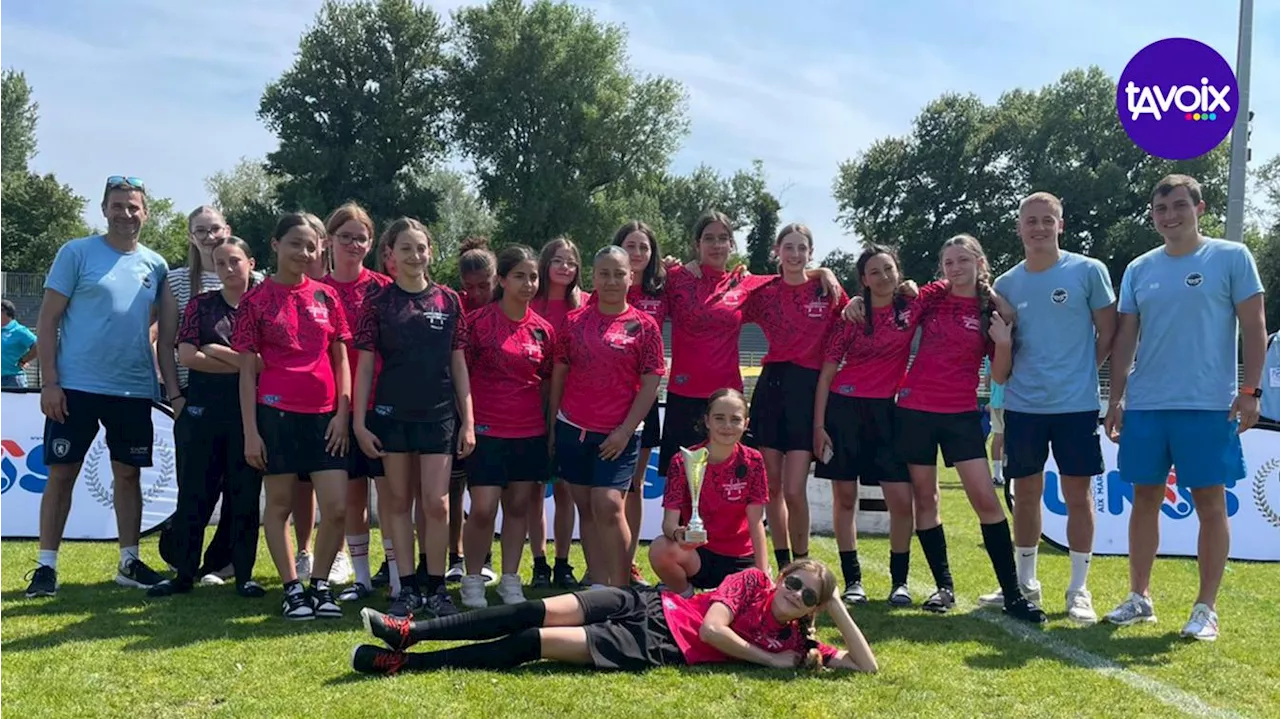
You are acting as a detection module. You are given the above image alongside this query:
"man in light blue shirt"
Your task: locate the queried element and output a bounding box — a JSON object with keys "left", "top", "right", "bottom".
{"left": 25, "top": 176, "right": 183, "bottom": 599}
{"left": 1103, "top": 174, "right": 1267, "bottom": 641}
{"left": 1, "top": 299, "right": 38, "bottom": 387}
{"left": 985, "top": 192, "right": 1117, "bottom": 625}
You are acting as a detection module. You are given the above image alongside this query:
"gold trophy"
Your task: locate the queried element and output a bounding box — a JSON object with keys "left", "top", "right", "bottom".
{"left": 679, "top": 446, "right": 709, "bottom": 545}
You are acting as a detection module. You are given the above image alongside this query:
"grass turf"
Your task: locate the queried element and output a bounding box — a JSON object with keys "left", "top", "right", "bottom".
{"left": 3, "top": 469, "right": 1278, "bottom": 719}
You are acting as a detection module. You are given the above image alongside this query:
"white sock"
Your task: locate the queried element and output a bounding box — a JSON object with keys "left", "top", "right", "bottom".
{"left": 384, "top": 538, "right": 401, "bottom": 595}
{"left": 1015, "top": 546, "right": 1038, "bottom": 587}
{"left": 992, "top": 460, "right": 1003, "bottom": 480}
{"left": 38, "top": 549, "right": 58, "bottom": 571}
{"left": 1068, "top": 550, "right": 1092, "bottom": 593}
{"left": 348, "top": 533, "right": 372, "bottom": 588}
{"left": 120, "top": 545, "right": 140, "bottom": 567}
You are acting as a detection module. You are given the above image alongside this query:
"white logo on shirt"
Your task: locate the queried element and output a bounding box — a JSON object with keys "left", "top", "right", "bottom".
{"left": 306, "top": 305, "right": 329, "bottom": 323}
{"left": 423, "top": 309, "right": 448, "bottom": 329}
{"left": 804, "top": 300, "right": 827, "bottom": 319}
{"left": 1185, "top": 272, "right": 1204, "bottom": 287}
{"left": 1051, "top": 288, "right": 1068, "bottom": 304}
{"left": 1149, "top": 282, "right": 1161, "bottom": 289}
{"left": 604, "top": 330, "right": 636, "bottom": 350}
{"left": 962, "top": 316, "right": 981, "bottom": 332}
{"left": 724, "top": 290, "right": 745, "bottom": 306}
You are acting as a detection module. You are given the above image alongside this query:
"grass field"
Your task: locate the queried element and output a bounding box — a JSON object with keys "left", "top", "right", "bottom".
{"left": 3, "top": 468, "right": 1278, "bottom": 719}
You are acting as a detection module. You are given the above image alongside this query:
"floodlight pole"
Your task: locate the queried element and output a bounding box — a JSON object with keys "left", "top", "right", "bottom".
{"left": 1225, "top": 0, "right": 1253, "bottom": 243}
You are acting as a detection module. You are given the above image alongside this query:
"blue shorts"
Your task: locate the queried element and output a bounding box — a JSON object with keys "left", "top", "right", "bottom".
{"left": 554, "top": 419, "right": 640, "bottom": 491}
{"left": 1117, "top": 410, "right": 1245, "bottom": 489}
{"left": 1004, "top": 410, "right": 1103, "bottom": 480}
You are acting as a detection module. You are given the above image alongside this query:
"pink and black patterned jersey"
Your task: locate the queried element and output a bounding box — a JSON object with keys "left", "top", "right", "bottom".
{"left": 353, "top": 282, "right": 467, "bottom": 423}
{"left": 897, "top": 290, "right": 994, "bottom": 414}
{"left": 665, "top": 265, "right": 774, "bottom": 398}
{"left": 823, "top": 281, "right": 948, "bottom": 399}
{"left": 531, "top": 296, "right": 573, "bottom": 333}
{"left": 176, "top": 289, "right": 240, "bottom": 418}
{"left": 321, "top": 268, "right": 393, "bottom": 410}
{"left": 664, "top": 442, "right": 768, "bottom": 558}
{"left": 554, "top": 304, "right": 666, "bottom": 434}
{"left": 661, "top": 568, "right": 840, "bottom": 666}
{"left": 743, "top": 277, "right": 846, "bottom": 369}
{"left": 586, "top": 286, "right": 667, "bottom": 327}
{"left": 231, "top": 276, "right": 350, "bottom": 414}
{"left": 463, "top": 303, "right": 555, "bottom": 439}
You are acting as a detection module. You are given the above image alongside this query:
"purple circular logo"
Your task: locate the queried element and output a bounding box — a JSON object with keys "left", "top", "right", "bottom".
{"left": 1116, "top": 38, "right": 1237, "bottom": 160}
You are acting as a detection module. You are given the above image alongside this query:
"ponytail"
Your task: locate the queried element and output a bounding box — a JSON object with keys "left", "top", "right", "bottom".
{"left": 861, "top": 286, "right": 874, "bottom": 336}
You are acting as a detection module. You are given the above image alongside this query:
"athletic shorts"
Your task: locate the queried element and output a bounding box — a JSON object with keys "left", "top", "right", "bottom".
{"left": 467, "top": 435, "right": 551, "bottom": 487}
{"left": 639, "top": 398, "right": 661, "bottom": 449}
{"left": 815, "top": 394, "right": 908, "bottom": 484}
{"left": 748, "top": 362, "right": 819, "bottom": 454}
{"left": 577, "top": 587, "right": 686, "bottom": 671}
{"left": 1118, "top": 410, "right": 1245, "bottom": 490}
{"left": 347, "top": 422, "right": 384, "bottom": 479}
{"left": 989, "top": 407, "right": 1005, "bottom": 434}
{"left": 659, "top": 393, "right": 707, "bottom": 477}
{"left": 554, "top": 419, "right": 639, "bottom": 491}
{"left": 689, "top": 547, "right": 756, "bottom": 589}
{"left": 1004, "top": 410, "right": 1103, "bottom": 480}
{"left": 43, "top": 389, "right": 153, "bottom": 467}
{"left": 255, "top": 406, "right": 347, "bottom": 477}
{"left": 895, "top": 407, "right": 987, "bottom": 467}
{"left": 370, "top": 414, "right": 456, "bottom": 455}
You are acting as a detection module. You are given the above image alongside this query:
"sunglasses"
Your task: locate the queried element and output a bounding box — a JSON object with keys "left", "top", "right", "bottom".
{"left": 105, "top": 175, "right": 146, "bottom": 192}
{"left": 783, "top": 575, "right": 820, "bottom": 608}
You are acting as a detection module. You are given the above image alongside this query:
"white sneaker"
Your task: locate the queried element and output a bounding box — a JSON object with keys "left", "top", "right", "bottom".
{"left": 1180, "top": 603, "right": 1218, "bottom": 641}
{"left": 1104, "top": 592, "right": 1157, "bottom": 626}
{"left": 1065, "top": 588, "right": 1098, "bottom": 625}
{"left": 295, "top": 551, "right": 313, "bottom": 583}
{"left": 199, "top": 563, "right": 235, "bottom": 586}
{"left": 977, "top": 581, "right": 1041, "bottom": 608}
{"left": 496, "top": 573, "right": 526, "bottom": 605}
{"left": 460, "top": 575, "right": 488, "bottom": 609}
{"left": 445, "top": 560, "right": 465, "bottom": 584}
{"left": 329, "top": 551, "right": 353, "bottom": 585}
{"left": 480, "top": 563, "right": 498, "bottom": 585}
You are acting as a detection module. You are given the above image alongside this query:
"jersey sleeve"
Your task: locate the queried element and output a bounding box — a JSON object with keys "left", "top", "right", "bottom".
{"left": 823, "top": 319, "right": 856, "bottom": 365}
{"left": 328, "top": 291, "right": 352, "bottom": 344}
{"left": 176, "top": 296, "right": 202, "bottom": 347}
{"left": 1086, "top": 259, "right": 1117, "bottom": 310}
{"left": 663, "top": 453, "right": 689, "bottom": 511}
{"left": 744, "top": 451, "right": 769, "bottom": 505}
{"left": 705, "top": 568, "right": 770, "bottom": 617}
{"left": 352, "top": 290, "right": 380, "bottom": 352}
{"left": 537, "top": 323, "right": 555, "bottom": 380}
{"left": 639, "top": 317, "right": 666, "bottom": 376}
{"left": 911, "top": 280, "right": 950, "bottom": 314}
{"left": 553, "top": 316, "right": 573, "bottom": 366}
{"left": 452, "top": 296, "right": 470, "bottom": 353}
{"left": 230, "top": 294, "right": 260, "bottom": 353}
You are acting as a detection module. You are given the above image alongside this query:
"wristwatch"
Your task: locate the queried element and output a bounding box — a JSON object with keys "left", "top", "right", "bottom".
{"left": 1239, "top": 385, "right": 1262, "bottom": 399}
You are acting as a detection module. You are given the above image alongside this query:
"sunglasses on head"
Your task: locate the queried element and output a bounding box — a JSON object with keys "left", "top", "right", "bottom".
{"left": 105, "top": 175, "right": 145, "bottom": 192}
{"left": 783, "top": 574, "right": 820, "bottom": 608}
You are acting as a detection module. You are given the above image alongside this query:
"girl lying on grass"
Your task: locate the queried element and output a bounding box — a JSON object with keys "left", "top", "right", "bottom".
{"left": 351, "top": 559, "right": 878, "bottom": 675}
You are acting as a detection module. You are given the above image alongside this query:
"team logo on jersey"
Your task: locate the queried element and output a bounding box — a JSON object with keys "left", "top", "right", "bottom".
{"left": 962, "top": 315, "right": 981, "bottom": 332}
{"left": 605, "top": 322, "right": 639, "bottom": 350}
{"left": 1185, "top": 272, "right": 1204, "bottom": 287}
{"left": 637, "top": 298, "right": 662, "bottom": 316}
{"left": 804, "top": 300, "right": 827, "bottom": 319}
{"left": 522, "top": 342, "right": 544, "bottom": 363}
{"left": 723, "top": 478, "right": 747, "bottom": 502}
{"left": 1051, "top": 288, "right": 1069, "bottom": 304}
{"left": 141, "top": 275, "right": 153, "bottom": 290}
{"left": 422, "top": 309, "right": 448, "bottom": 329}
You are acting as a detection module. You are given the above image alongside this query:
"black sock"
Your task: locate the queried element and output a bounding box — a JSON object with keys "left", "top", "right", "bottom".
{"left": 839, "top": 550, "right": 862, "bottom": 586}
{"left": 793, "top": 551, "right": 809, "bottom": 560}
{"left": 409, "top": 600, "right": 547, "bottom": 642}
{"left": 774, "top": 548, "right": 791, "bottom": 570}
{"left": 484, "top": 551, "right": 493, "bottom": 565}
{"left": 425, "top": 574, "right": 446, "bottom": 594}
{"left": 399, "top": 574, "right": 419, "bottom": 592}
{"left": 449, "top": 552, "right": 464, "bottom": 566}
{"left": 418, "top": 553, "right": 428, "bottom": 570}
{"left": 534, "top": 556, "right": 550, "bottom": 570}
{"left": 889, "top": 551, "right": 910, "bottom": 587}
{"left": 916, "top": 525, "right": 954, "bottom": 590}
{"left": 554, "top": 557, "right": 570, "bottom": 570}
{"left": 981, "top": 519, "right": 1020, "bottom": 600}
{"left": 404, "top": 628, "right": 542, "bottom": 671}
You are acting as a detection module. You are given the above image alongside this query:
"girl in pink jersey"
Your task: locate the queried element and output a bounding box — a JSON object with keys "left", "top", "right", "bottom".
{"left": 353, "top": 559, "right": 877, "bottom": 675}
{"left": 460, "top": 244, "right": 556, "bottom": 608}
{"left": 353, "top": 218, "right": 475, "bottom": 620}
{"left": 649, "top": 389, "right": 769, "bottom": 595}
{"left": 233, "top": 213, "right": 353, "bottom": 621}
{"left": 530, "top": 237, "right": 585, "bottom": 590}
{"left": 550, "top": 246, "right": 666, "bottom": 589}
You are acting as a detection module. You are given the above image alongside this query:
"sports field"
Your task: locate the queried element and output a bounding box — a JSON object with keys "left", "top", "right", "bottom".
{"left": 2, "top": 469, "right": 1277, "bottom": 719}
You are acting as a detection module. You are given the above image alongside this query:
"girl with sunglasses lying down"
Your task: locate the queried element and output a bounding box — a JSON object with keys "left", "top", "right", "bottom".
{"left": 351, "top": 558, "right": 878, "bottom": 675}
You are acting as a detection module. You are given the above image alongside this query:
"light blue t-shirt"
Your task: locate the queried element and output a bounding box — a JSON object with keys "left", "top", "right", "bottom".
{"left": 1, "top": 319, "right": 37, "bottom": 377}
{"left": 982, "top": 356, "right": 1005, "bottom": 408}
{"left": 44, "top": 235, "right": 169, "bottom": 399}
{"left": 1262, "top": 332, "right": 1280, "bottom": 422}
{"left": 1118, "top": 238, "right": 1263, "bottom": 412}
{"left": 994, "top": 251, "right": 1115, "bottom": 414}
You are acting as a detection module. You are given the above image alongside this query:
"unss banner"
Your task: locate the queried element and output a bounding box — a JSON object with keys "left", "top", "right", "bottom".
{"left": 1, "top": 389, "right": 178, "bottom": 540}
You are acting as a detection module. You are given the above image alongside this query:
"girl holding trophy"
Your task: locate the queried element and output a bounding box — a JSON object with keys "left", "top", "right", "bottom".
{"left": 648, "top": 389, "right": 770, "bottom": 596}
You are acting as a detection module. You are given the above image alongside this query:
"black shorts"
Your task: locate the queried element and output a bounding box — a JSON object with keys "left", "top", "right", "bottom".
{"left": 577, "top": 587, "right": 686, "bottom": 671}
{"left": 43, "top": 389, "right": 154, "bottom": 467}
{"left": 347, "top": 422, "right": 384, "bottom": 479}
{"left": 1004, "top": 410, "right": 1104, "bottom": 480}
{"left": 689, "top": 547, "right": 756, "bottom": 589}
{"left": 639, "top": 398, "right": 661, "bottom": 449}
{"left": 815, "top": 394, "right": 908, "bottom": 484}
{"left": 659, "top": 393, "right": 707, "bottom": 477}
{"left": 467, "top": 435, "right": 551, "bottom": 487}
{"left": 895, "top": 407, "right": 987, "bottom": 468}
{"left": 371, "top": 414, "right": 456, "bottom": 455}
{"left": 256, "top": 406, "right": 347, "bottom": 477}
{"left": 748, "top": 362, "right": 819, "bottom": 454}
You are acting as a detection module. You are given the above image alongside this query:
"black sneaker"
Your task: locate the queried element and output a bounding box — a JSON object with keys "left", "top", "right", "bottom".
{"left": 887, "top": 584, "right": 913, "bottom": 608}
{"left": 422, "top": 585, "right": 460, "bottom": 618}
{"left": 283, "top": 589, "right": 315, "bottom": 620}
{"left": 531, "top": 562, "right": 553, "bottom": 590}
{"left": 361, "top": 607, "right": 416, "bottom": 651}
{"left": 237, "top": 581, "right": 267, "bottom": 598}
{"left": 24, "top": 565, "right": 58, "bottom": 598}
{"left": 842, "top": 581, "right": 868, "bottom": 606}
{"left": 311, "top": 582, "right": 343, "bottom": 619}
{"left": 922, "top": 587, "right": 956, "bottom": 614}
{"left": 371, "top": 561, "right": 390, "bottom": 588}
{"left": 116, "top": 558, "right": 167, "bottom": 588}
{"left": 1004, "top": 595, "right": 1048, "bottom": 624}
{"left": 339, "top": 583, "right": 373, "bottom": 602}
{"left": 553, "top": 563, "right": 580, "bottom": 590}
{"left": 351, "top": 644, "right": 408, "bottom": 675}
{"left": 147, "top": 576, "right": 194, "bottom": 597}
{"left": 387, "top": 587, "right": 424, "bottom": 619}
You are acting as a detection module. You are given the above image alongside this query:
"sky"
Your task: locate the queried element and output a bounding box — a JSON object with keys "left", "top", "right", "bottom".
{"left": 3, "top": 0, "right": 1278, "bottom": 261}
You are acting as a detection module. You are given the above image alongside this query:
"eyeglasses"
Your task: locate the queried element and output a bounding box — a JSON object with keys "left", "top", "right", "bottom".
{"left": 335, "top": 232, "right": 371, "bottom": 246}
{"left": 105, "top": 175, "right": 145, "bottom": 192}
{"left": 192, "top": 226, "right": 227, "bottom": 238}
{"left": 550, "top": 257, "right": 579, "bottom": 269}
{"left": 783, "top": 575, "right": 820, "bottom": 608}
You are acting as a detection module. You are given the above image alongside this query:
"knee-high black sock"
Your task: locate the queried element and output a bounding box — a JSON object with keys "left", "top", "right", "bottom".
{"left": 839, "top": 550, "right": 862, "bottom": 586}
{"left": 410, "top": 599, "right": 547, "bottom": 642}
{"left": 889, "top": 551, "right": 910, "bottom": 587}
{"left": 404, "top": 628, "right": 542, "bottom": 671}
{"left": 774, "top": 548, "right": 791, "bottom": 570}
{"left": 981, "top": 519, "right": 1021, "bottom": 600}
{"left": 916, "top": 525, "right": 954, "bottom": 590}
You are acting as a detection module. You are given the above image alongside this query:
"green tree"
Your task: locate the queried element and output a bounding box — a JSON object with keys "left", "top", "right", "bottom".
{"left": 138, "top": 197, "right": 193, "bottom": 267}
{"left": 744, "top": 191, "right": 780, "bottom": 275}
{"left": 447, "top": 0, "right": 688, "bottom": 247}
{"left": 1251, "top": 154, "right": 1280, "bottom": 330}
{"left": 820, "top": 248, "right": 862, "bottom": 296}
{"left": 259, "top": 0, "right": 448, "bottom": 227}
{"left": 205, "top": 157, "right": 284, "bottom": 264}
{"left": 0, "top": 172, "right": 90, "bottom": 273}
{"left": 2, "top": 69, "right": 39, "bottom": 174}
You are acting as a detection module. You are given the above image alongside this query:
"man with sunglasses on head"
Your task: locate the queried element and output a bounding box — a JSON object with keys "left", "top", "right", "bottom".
{"left": 25, "top": 176, "right": 182, "bottom": 598}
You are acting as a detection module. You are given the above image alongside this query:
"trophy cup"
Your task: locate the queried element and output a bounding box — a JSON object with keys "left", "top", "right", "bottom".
{"left": 679, "top": 446, "right": 709, "bottom": 545}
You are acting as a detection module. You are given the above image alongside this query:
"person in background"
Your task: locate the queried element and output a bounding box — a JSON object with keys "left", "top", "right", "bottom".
{"left": 1262, "top": 331, "right": 1279, "bottom": 424}
{"left": 985, "top": 358, "right": 1006, "bottom": 488}
{"left": 1, "top": 299, "right": 37, "bottom": 388}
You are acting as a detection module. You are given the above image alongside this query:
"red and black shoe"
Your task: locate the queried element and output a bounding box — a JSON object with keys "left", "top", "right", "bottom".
{"left": 351, "top": 645, "right": 408, "bottom": 676}
{"left": 361, "top": 607, "right": 416, "bottom": 651}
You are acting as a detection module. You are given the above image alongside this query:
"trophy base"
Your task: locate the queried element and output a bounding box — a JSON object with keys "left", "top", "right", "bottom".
{"left": 684, "top": 529, "right": 708, "bottom": 545}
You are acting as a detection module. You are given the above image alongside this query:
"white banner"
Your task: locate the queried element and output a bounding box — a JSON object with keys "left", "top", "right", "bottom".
{"left": 1, "top": 389, "right": 178, "bottom": 540}
{"left": 1040, "top": 425, "right": 1280, "bottom": 561}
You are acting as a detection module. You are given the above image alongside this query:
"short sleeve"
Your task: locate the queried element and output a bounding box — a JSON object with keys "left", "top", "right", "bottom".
{"left": 1118, "top": 262, "right": 1138, "bottom": 315}
{"left": 639, "top": 318, "right": 666, "bottom": 376}
{"left": 176, "top": 297, "right": 202, "bottom": 346}
{"left": 452, "top": 297, "right": 470, "bottom": 353}
{"left": 744, "top": 452, "right": 769, "bottom": 505}
{"left": 553, "top": 317, "right": 572, "bottom": 365}
{"left": 537, "top": 323, "right": 555, "bottom": 380}
{"left": 230, "top": 295, "right": 260, "bottom": 353}
{"left": 911, "top": 280, "right": 950, "bottom": 315}
{"left": 663, "top": 453, "right": 689, "bottom": 511}
{"left": 353, "top": 291, "right": 381, "bottom": 352}
{"left": 823, "top": 320, "right": 856, "bottom": 365}
{"left": 817, "top": 642, "right": 841, "bottom": 664}
{"left": 328, "top": 291, "right": 352, "bottom": 343}
{"left": 1230, "top": 246, "right": 1265, "bottom": 305}
{"left": 705, "top": 568, "right": 770, "bottom": 617}
{"left": 44, "top": 241, "right": 81, "bottom": 298}
{"left": 1086, "top": 259, "right": 1117, "bottom": 311}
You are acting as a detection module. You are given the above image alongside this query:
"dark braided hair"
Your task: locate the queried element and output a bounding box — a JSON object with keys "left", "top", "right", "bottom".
{"left": 940, "top": 234, "right": 995, "bottom": 336}
{"left": 855, "top": 244, "right": 910, "bottom": 336}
